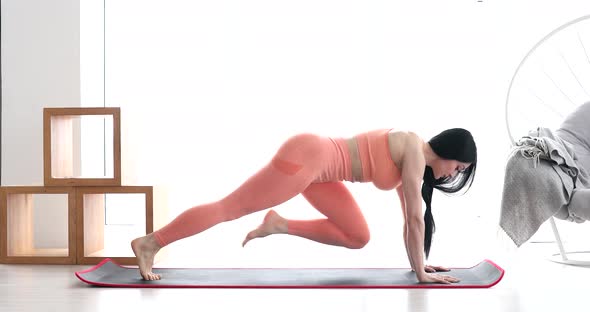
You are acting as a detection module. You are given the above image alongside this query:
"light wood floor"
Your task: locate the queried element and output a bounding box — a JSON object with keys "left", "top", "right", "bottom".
{"left": 1, "top": 242, "right": 589, "bottom": 312}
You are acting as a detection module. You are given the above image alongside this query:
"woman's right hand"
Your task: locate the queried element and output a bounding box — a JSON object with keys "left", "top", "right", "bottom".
{"left": 417, "top": 272, "right": 460, "bottom": 284}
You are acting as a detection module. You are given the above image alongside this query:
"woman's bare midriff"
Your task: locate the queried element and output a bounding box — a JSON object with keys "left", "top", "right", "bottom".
{"left": 345, "top": 137, "right": 363, "bottom": 182}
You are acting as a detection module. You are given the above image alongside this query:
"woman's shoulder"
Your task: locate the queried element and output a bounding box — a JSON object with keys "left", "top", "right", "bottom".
{"left": 388, "top": 129, "right": 422, "bottom": 143}
{"left": 387, "top": 129, "right": 425, "bottom": 168}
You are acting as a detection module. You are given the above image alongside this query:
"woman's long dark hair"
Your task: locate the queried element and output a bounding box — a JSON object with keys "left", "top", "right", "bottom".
{"left": 422, "top": 128, "right": 477, "bottom": 259}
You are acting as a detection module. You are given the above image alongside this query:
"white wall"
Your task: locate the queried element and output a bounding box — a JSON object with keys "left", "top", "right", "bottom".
{"left": 1, "top": 0, "right": 80, "bottom": 248}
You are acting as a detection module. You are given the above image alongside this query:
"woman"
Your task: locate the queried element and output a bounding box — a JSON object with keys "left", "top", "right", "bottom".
{"left": 132, "top": 128, "right": 477, "bottom": 283}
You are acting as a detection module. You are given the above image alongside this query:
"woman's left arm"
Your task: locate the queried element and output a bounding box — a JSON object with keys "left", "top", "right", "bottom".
{"left": 396, "top": 186, "right": 415, "bottom": 271}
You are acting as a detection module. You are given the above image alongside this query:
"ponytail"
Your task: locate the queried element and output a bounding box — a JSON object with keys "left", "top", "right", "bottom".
{"left": 421, "top": 166, "right": 436, "bottom": 259}
{"left": 422, "top": 128, "right": 478, "bottom": 259}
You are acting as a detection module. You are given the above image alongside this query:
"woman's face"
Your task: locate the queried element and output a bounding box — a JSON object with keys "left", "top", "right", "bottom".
{"left": 431, "top": 159, "right": 471, "bottom": 180}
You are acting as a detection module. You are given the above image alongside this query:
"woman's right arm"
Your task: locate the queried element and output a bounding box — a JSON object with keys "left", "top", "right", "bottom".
{"left": 399, "top": 133, "right": 428, "bottom": 281}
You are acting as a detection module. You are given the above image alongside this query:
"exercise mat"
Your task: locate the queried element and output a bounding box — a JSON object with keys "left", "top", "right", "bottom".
{"left": 76, "top": 258, "right": 504, "bottom": 288}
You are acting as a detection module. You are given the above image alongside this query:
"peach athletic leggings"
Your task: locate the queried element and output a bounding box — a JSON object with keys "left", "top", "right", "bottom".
{"left": 153, "top": 133, "right": 371, "bottom": 249}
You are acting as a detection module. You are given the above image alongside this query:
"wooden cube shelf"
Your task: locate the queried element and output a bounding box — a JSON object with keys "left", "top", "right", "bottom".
{"left": 76, "top": 186, "right": 167, "bottom": 265}
{"left": 43, "top": 107, "right": 121, "bottom": 186}
{"left": 0, "top": 186, "right": 76, "bottom": 264}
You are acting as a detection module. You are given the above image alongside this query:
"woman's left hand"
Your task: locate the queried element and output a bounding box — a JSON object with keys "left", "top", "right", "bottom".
{"left": 424, "top": 265, "right": 450, "bottom": 273}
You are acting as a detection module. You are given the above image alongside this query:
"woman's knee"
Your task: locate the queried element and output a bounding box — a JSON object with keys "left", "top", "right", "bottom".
{"left": 218, "top": 197, "right": 249, "bottom": 222}
{"left": 345, "top": 230, "right": 371, "bottom": 249}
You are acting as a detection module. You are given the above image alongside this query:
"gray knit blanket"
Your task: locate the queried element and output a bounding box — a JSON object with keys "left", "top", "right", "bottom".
{"left": 499, "top": 127, "right": 590, "bottom": 247}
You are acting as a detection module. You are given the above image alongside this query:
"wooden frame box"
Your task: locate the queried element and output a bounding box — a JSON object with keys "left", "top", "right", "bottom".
{"left": 76, "top": 186, "right": 167, "bottom": 265}
{"left": 43, "top": 107, "right": 121, "bottom": 186}
{"left": 0, "top": 186, "right": 76, "bottom": 264}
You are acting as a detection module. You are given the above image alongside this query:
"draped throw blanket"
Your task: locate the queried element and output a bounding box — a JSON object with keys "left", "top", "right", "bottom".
{"left": 499, "top": 127, "right": 589, "bottom": 247}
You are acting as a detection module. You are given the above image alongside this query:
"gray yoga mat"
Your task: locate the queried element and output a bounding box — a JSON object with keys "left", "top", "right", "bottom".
{"left": 75, "top": 258, "right": 504, "bottom": 288}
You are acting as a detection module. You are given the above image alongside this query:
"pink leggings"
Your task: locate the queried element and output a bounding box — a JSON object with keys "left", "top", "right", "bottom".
{"left": 153, "top": 133, "right": 371, "bottom": 249}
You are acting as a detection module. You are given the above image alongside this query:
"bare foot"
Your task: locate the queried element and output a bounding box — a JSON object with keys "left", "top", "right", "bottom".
{"left": 131, "top": 233, "right": 162, "bottom": 281}
{"left": 242, "top": 210, "right": 288, "bottom": 247}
